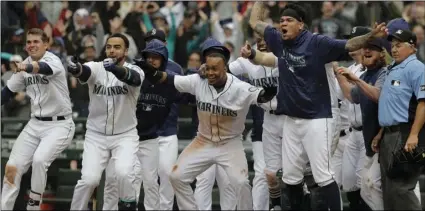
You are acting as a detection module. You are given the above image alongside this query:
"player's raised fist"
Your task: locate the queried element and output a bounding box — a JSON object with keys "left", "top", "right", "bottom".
{"left": 103, "top": 58, "right": 117, "bottom": 71}
{"left": 66, "top": 56, "right": 81, "bottom": 75}
{"left": 241, "top": 41, "right": 253, "bottom": 59}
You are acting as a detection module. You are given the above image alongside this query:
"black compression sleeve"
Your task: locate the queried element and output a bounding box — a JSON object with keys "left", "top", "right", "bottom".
{"left": 79, "top": 65, "right": 92, "bottom": 82}
{"left": 109, "top": 66, "right": 141, "bottom": 86}
{"left": 1, "top": 86, "right": 15, "bottom": 105}
{"left": 37, "top": 62, "right": 53, "bottom": 75}
{"left": 257, "top": 86, "right": 277, "bottom": 103}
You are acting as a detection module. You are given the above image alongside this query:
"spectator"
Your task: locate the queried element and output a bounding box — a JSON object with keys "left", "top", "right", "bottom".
{"left": 223, "top": 41, "right": 236, "bottom": 63}
{"left": 2, "top": 28, "right": 26, "bottom": 59}
{"left": 412, "top": 24, "right": 425, "bottom": 62}
{"left": 102, "top": 14, "right": 138, "bottom": 60}
{"left": 186, "top": 51, "right": 202, "bottom": 72}
{"left": 312, "top": 1, "right": 345, "bottom": 38}
{"left": 174, "top": 9, "right": 209, "bottom": 68}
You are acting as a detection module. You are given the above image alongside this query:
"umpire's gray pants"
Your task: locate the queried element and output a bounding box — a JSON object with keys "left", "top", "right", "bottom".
{"left": 379, "top": 126, "right": 423, "bottom": 210}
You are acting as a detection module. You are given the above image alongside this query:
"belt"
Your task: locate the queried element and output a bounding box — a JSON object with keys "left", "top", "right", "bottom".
{"left": 384, "top": 125, "right": 402, "bottom": 133}
{"left": 350, "top": 126, "right": 363, "bottom": 131}
{"left": 35, "top": 116, "right": 66, "bottom": 121}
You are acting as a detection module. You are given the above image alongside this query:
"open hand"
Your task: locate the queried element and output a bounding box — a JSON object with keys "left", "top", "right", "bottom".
{"left": 333, "top": 65, "right": 359, "bottom": 82}
{"left": 371, "top": 22, "right": 388, "bottom": 39}
{"left": 240, "top": 41, "right": 252, "bottom": 59}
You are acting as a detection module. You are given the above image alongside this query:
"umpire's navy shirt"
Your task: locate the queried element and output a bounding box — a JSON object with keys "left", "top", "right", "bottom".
{"left": 378, "top": 54, "right": 425, "bottom": 126}
{"left": 351, "top": 67, "right": 387, "bottom": 157}
{"left": 264, "top": 26, "right": 350, "bottom": 119}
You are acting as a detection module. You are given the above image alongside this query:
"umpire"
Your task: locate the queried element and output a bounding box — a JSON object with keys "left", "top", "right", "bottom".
{"left": 378, "top": 28, "right": 425, "bottom": 210}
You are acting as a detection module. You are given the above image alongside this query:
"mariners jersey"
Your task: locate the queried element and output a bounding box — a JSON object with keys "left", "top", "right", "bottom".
{"left": 174, "top": 73, "right": 263, "bottom": 142}
{"left": 348, "top": 63, "right": 364, "bottom": 127}
{"left": 7, "top": 51, "right": 72, "bottom": 117}
{"left": 229, "top": 57, "right": 279, "bottom": 111}
{"left": 83, "top": 61, "right": 144, "bottom": 135}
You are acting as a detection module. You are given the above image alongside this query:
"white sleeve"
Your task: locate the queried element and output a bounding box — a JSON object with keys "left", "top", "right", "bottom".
{"left": 173, "top": 74, "right": 200, "bottom": 95}
{"left": 39, "top": 54, "right": 65, "bottom": 75}
{"left": 229, "top": 58, "right": 247, "bottom": 76}
{"left": 7, "top": 73, "right": 25, "bottom": 92}
{"left": 239, "top": 81, "right": 264, "bottom": 105}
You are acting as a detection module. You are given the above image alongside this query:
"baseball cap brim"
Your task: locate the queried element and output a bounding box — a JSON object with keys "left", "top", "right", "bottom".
{"left": 144, "top": 35, "right": 165, "bottom": 42}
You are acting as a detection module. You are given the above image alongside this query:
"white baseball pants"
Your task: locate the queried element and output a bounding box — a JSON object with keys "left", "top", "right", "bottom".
{"left": 262, "top": 112, "right": 284, "bottom": 173}
{"left": 342, "top": 129, "right": 366, "bottom": 192}
{"left": 194, "top": 164, "right": 236, "bottom": 210}
{"left": 158, "top": 135, "right": 178, "bottom": 210}
{"left": 194, "top": 141, "right": 267, "bottom": 210}
{"left": 281, "top": 116, "right": 335, "bottom": 186}
{"left": 1, "top": 118, "right": 75, "bottom": 210}
{"left": 103, "top": 138, "right": 159, "bottom": 210}
{"left": 331, "top": 129, "right": 350, "bottom": 187}
{"left": 169, "top": 137, "right": 251, "bottom": 210}
{"left": 70, "top": 129, "right": 140, "bottom": 210}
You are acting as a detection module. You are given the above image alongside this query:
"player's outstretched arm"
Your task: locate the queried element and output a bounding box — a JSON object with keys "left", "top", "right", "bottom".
{"left": 103, "top": 58, "right": 141, "bottom": 86}
{"left": 134, "top": 58, "right": 169, "bottom": 84}
{"left": 257, "top": 86, "right": 277, "bottom": 103}
{"left": 13, "top": 61, "right": 53, "bottom": 75}
{"left": 1, "top": 86, "right": 16, "bottom": 105}
{"left": 66, "top": 56, "right": 91, "bottom": 82}
{"left": 249, "top": 2, "right": 269, "bottom": 37}
{"left": 345, "top": 22, "right": 388, "bottom": 52}
{"left": 240, "top": 42, "right": 276, "bottom": 67}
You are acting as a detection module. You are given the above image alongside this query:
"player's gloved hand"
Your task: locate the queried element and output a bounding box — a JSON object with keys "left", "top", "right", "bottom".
{"left": 134, "top": 58, "right": 158, "bottom": 74}
{"left": 66, "top": 56, "right": 81, "bottom": 75}
{"left": 103, "top": 58, "right": 118, "bottom": 71}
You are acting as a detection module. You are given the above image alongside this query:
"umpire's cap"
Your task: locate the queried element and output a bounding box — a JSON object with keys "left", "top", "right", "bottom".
{"left": 343, "top": 26, "right": 371, "bottom": 39}
{"left": 388, "top": 29, "right": 417, "bottom": 46}
{"left": 200, "top": 37, "right": 231, "bottom": 63}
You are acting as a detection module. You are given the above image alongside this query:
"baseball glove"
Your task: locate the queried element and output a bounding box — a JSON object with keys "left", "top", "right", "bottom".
{"left": 387, "top": 146, "right": 425, "bottom": 179}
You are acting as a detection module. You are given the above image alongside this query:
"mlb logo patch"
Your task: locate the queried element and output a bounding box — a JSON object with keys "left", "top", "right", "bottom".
{"left": 391, "top": 80, "right": 401, "bottom": 86}
{"left": 421, "top": 85, "right": 425, "bottom": 91}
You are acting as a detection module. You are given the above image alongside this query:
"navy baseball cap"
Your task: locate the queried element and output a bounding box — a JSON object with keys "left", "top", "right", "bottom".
{"left": 387, "top": 18, "right": 410, "bottom": 35}
{"left": 144, "top": 29, "right": 166, "bottom": 43}
{"left": 365, "top": 38, "right": 389, "bottom": 52}
{"left": 387, "top": 29, "right": 417, "bottom": 45}
{"left": 343, "top": 26, "right": 371, "bottom": 39}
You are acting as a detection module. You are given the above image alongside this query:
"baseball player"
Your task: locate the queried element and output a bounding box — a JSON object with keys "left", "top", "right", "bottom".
{"left": 67, "top": 33, "right": 144, "bottom": 210}
{"left": 134, "top": 38, "right": 277, "bottom": 210}
{"left": 248, "top": 2, "right": 388, "bottom": 210}
{"left": 228, "top": 36, "right": 278, "bottom": 210}
{"left": 194, "top": 35, "right": 275, "bottom": 211}
{"left": 1, "top": 28, "right": 75, "bottom": 210}
{"left": 142, "top": 29, "right": 184, "bottom": 210}
{"left": 102, "top": 37, "right": 183, "bottom": 210}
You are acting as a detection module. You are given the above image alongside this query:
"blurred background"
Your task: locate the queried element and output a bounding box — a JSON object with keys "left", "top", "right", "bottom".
{"left": 1, "top": 1, "right": 424, "bottom": 210}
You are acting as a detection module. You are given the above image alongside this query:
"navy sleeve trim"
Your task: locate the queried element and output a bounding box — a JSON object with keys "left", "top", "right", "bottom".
{"left": 37, "top": 62, "right": 53, "bottom": 75}
{"left": 1, "top": 86, "right": 15, "bottom": 105}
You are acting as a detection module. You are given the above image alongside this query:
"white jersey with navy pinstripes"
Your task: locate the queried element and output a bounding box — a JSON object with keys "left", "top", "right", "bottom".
{"left": 7, "top": 51, "right": 72, "bottom": 118}
{"left": 83, "top": 61, "right": 145, "bottom": 135}
{"left": 229, "top": 56, "right": 279, "bottom": 111}
{"left": 174, "top": 73, "right": 263, "bottom": 143}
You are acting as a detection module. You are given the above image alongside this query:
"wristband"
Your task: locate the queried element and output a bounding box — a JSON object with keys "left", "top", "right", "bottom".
{"left": 248, "top": 49, "right": 256, "bottom": 60}
{"left": 25, "top": 64, "right": 34, "bottom": 73}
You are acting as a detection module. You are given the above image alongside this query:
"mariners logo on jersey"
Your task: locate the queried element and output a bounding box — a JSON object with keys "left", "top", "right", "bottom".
{"left": 93, "top": 84, "right": 129, "bottom": 96}
{"left": 280, "top": 49, "right": 306, "bottom": 72}
{"left": 196, "top": 100, "right": 238, "bottom": 117}
{"left": 25, "top": 75, "right": 49, "bottom": 86}
{"left": 249, "top": 77, "right": 279, "bottom": 88}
